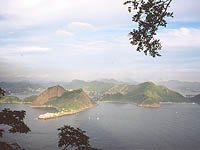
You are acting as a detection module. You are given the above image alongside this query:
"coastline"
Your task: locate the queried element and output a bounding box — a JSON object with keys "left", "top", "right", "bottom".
{"left": 103, "top": 101, "right": 160, "bottom": 108}
{"left": 137, "top": 104, "right": 160, "bottom": 108}
{"left": 103, "top": 101, "right": 137, "bottom": 104}
{"left": 0, "top": 102, "right": 31, "bottom": 104}
{"left": 38, "top": 104, "right": 95, "bottom": 119}
{"left": 160, "top": 102, "right": 196, "bottom": 105}
{"left": 102, "top": 100, "right": 196, "bottom": 108}
{"left": 30, "top": 105, "right": 57, "bottom": 108}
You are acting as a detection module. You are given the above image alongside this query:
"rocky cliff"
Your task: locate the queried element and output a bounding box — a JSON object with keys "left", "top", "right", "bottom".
{"left": 31, "top": 85, "right": 66, "bottom": 106}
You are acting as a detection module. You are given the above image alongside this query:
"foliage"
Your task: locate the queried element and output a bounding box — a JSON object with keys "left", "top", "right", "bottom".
{"left": 23, "top": 95, "right": 37, "bottom": 103}
{"left": 101, "top": 82, "right": 187, "bottom": 105}
{"left": 58, "top": 125, "right": 98, "bottom": 150}
{"left": 44, "top": 89, "right": 92, "bottom": 111}
{"left": 0, "top": 87, "right": 6, "bottom": 99}
{"left": 0, "top": 108, "right": 30, "bottom": 150}
{"left": 0, "top": 96, "right": 21, "bottom": 103}
{"left": 0, "top": 108, "right": 30, "bottom": 136}
{"left": 124, "top": 0, "right": 173, "bottom": 57}
{"left": 0, "top": 141, "right": 23, "bottom": 150}
{"left": 0, "top": 95, "right": 37, "bottom": 103}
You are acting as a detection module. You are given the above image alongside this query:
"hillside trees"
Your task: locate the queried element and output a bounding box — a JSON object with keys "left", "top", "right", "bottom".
{"left": 0, "top": 88, "right": 5, "bottom": 99}
{"left": 124, "top": 0, "right": 173, "bottom": 57}
{"left": 58, "top": 125, "right": 99, "bottom": 150}
{"left": 0, "top": 108, "right": 30, "bottom": 150}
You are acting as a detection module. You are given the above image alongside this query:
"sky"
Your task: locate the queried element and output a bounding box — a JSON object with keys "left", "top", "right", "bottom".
{"left": 0, "top": 0, "right": 200, "bottom": 82}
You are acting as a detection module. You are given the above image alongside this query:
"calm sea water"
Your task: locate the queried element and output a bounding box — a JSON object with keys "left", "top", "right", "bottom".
{"left": 0, "top": 102, "right": 200, "bottom": 150}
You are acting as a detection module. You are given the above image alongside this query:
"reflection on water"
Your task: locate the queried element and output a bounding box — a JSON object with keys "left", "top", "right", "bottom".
{"left": 0, "top": 102, "right": 200, "bottom": 150}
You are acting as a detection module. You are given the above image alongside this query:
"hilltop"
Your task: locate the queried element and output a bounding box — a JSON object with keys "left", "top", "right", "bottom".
{"left": 30, "top": 85, "right": 95, "bottom": 119}
{"left": 0, "top": 80, "right": 194, "bottom": 109}
{"left": 100, "top": 82, "right": 188, "bottom": 107}
{"left": 44, "top": 89, "right": 94, "bottom": 111}
{"left": 31, "top": 85, "right": 66, "bottom": 106}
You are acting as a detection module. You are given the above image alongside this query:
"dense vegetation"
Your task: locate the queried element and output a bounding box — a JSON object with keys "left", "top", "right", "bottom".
{"left": 101, "top": 82, "right": 187, "bottom": 105}
{"left": 124, "top": 0, "right": 173, "bottom": 57}
{"left": 58, "top": 125, "right": 98, "bottom": 150}
{"left": 0, "top": 108, "right": 31, "bottom": 150}
{"left": 23, "top": 95, "right": 38, "bottom": 103}
{"left": 44, "top": 89, "right": 94, "bottom": 112}
{"left": 0, "top": 96, "right": 21, "bottom": 103}
{"left": 1, "top": 81, "right": 192, "bottom": 107}
{"left": 0, "top": 95, "right": 37, "bottom": 103}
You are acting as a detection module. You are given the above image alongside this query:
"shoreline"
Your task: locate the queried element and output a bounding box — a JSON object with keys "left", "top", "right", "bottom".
{"left": 38, "top": 104, "right": 96, "bottom": 119}
{"left": 137, "top": 104, "right": 160, "bottom": 108}
{"left": 0, "top": 102, "right": 32, "bottom": 104}
{"left": 102, "top": 100, "right": 196, "bottom": 108}
{"left": 103, "top": 101, "right": 160, "bottom": 108}
{"left": 103, "top": 101, "right": 137, "bottom": 104}
{"left": 30, "top": 105, "right": 57, "bottom": 109}
{"left": 160, "top": 102, "right": 196, "bottom": 105}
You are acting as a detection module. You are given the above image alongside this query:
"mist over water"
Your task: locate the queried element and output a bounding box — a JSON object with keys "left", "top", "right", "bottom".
{"left": 0, "top": 102, "right": 200, "bottom": 150}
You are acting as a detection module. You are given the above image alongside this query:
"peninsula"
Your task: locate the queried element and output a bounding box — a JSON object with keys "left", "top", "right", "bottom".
{"left": 31, "top": 85, "right": 95, "bottom": 119}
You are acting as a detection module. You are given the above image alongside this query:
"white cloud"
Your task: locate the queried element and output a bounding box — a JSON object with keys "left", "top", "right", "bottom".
{"left": 8, "top": 32, "right": 15, "bottom": 34}
{"left": 67, "top": 22, "right": 97, "bottom": 31}
{"left": 0, "top": 0, "right": 199, "bottom": 30}
{"left": 158, "top": 28, "right": 200, "bottom": 48}
{"left": 0, "top": 0, "right": 128, "bottom": 29}
{"left": 56, "top": 30, "right": 74, "bottom": 37}
{"left": 0, "top": 46, "right": 50, "bottom": 53}
{"left": 170, "top": 0, "right": 200, "bottom": 21}
{"left": 18, "top": 46, "right": 49, "bottom": 52}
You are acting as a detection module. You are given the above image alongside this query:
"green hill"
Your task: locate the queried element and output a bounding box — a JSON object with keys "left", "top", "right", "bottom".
{"left": 31, "top": 85, "right": 66, "bottom": 106}
{"left": 0, "top": 96, "right": 21, "bottom": 103}
{"left": 100, "top": 82, "right": 187, "bottom": 107}
{"left": 31, "top": 85, "right": 95, "bottom": 112}
{"left": 44, "top": 89, "right": 94, "bottom": 111}
{"left": 23, "top": 95, "right": 38, "bottom": 103}
{"left": 0, "top": 95, "right": 38, "bottom": 103}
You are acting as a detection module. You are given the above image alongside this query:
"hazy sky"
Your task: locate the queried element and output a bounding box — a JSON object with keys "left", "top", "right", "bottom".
{"left": 0, "top": 0, "right": 200, "bottom": 82}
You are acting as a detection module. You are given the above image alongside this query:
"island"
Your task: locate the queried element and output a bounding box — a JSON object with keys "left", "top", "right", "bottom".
{"left": 100, "top": 82, "right": 191, "bottom": 107}
{"left": 1, "top": 81, "right": 197, "bottom": 117}
{"left": 31, "top": 85, "right": 96, "bottom": 119}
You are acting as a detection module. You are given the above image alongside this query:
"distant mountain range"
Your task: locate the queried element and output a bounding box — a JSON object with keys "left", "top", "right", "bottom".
{"left": 1, "top": 80, "right": 200, "bottom": 105}
{"left": 0, "top": 81, "right": 44, "bottom": 94}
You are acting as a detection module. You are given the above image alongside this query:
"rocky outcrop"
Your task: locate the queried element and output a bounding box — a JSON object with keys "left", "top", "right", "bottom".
{"left": 31, "top": 85, "right": 66, "bottom": 106}
{"left": 30, "top": 85, "right": 95, "bottom": 119}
